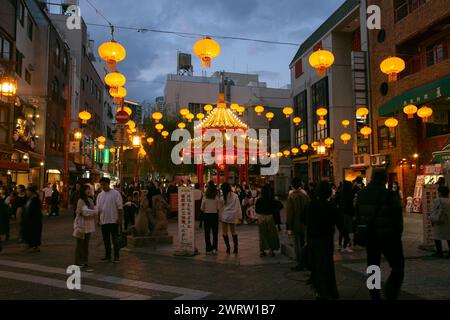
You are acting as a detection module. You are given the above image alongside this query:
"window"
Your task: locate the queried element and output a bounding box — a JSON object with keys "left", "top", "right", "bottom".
{"left": 81, "top": 79, "right": 85, "bottom": 91}
{"left": 63, "top": 52, "right": 68, "bottom": 75}
{"left": 58, "top": 127, "right": 65, "bottom": 152}
{"left": 95, "top": 84, "right": 99, "bottom": 99}
{"left": 311, "top": 77, "right": 329, "bottom": 140}
{"left": 294, "top": 90, "right": 308, "bottom": 146}
{"left": 50, "top": 123, "right": 57, "bottom": 149}
{"left": 90, "top": 78, "right": 94, "bottom": 94}
{"left": 51, "top": 78, "right": 59, "bottom": 101}
{"left": 378, "top": 126, "right": 397, "bottom": 150}
{"left": 25, "top": 68, "right": 31, "bottom": 84}
{"left": 425, "top": 108, "right": 450, "bottom": 138}
{"left": 15, "top": 50, "right": 23, "bottom": 77}
{"left": 188, "top": 103, "right": 201, "bottom": 115}
{"left": 0, "top": 35, "right": 12, "bottom": 61}
{"left": 27, "top": 14, "right": 33, "bottom": 41}
{"left": 82, "top": 46, "right": 86, "bottom": 57}
{"left": 17, "top": 1, "right": 25, "bottom": 26}
{"left": 54, "top": 42, "right": 60, "bottom": 67}
{"left": 294, "top": 59, "right": 303, "bottom": 79}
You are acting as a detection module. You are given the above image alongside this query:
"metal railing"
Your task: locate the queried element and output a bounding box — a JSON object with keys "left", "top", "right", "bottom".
{"left": 394, "top": 0, "right": 427, "bottom": 23}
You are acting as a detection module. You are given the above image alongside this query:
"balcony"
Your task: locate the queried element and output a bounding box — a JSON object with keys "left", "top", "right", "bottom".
{"left": 394, "top": 0, "right": 428, "bottom": 23}
{"left": 400, "top": 40, "right": 450, "bottom": 78}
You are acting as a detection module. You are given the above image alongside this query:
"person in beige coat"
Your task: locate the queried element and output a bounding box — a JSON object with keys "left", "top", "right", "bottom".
{"left": 430, "top": 186, "right": 450, "bottom": 258}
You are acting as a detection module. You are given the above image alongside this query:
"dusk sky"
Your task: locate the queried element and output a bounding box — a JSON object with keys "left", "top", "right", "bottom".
{"left": 80, "top": 0, "right": 345, "bottom": 103}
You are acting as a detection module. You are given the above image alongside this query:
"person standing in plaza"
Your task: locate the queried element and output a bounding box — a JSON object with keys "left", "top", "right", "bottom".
{"left": 201, "top": 181, "right": 220, "bottom": 255}
{"left": 42, "top": 183, "right": 53, "bottom": 214}
{"left": 123, "top": 194, "right": 138, "bottom": 231}
{"left": 356, "top": 168, "right": 404, "bottom": 300}
{"left": 0, "top": 186, "right": 9, "bottom": 252}
{"left": 286, "top": 178, "right": 310, "bottom": 271}
{"left": 22, "top": 186, "right": 43, "bottom": 253}
{"left": 73, "top": 185, "right": 98, "bottom": 269}
{"left": 220, "top": 182, "right": 241, "bottom": 254}
{"left": 430, "top": 186, "right": 450, "bottom": 258}
{"left": 14, "top": 185, "right": 27, "bottom": 242}
{"left": 255, "top": 184, "right": 280, "bottom": 257}
{"left": 96, "top": 177, "right": 124, "bottom": 263}
{"left": 306, "top": 181, "right": 339, "bottom": 300}
{"left": 50, "top": 184, "right": 60, "bottom": 217}
{"left": 337, "top": 181, "right": 354, "bottom": 252}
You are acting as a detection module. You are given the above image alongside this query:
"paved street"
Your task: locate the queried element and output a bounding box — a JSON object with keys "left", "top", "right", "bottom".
{"left": 0, "top": 210, "right": 448, "bottom": 300}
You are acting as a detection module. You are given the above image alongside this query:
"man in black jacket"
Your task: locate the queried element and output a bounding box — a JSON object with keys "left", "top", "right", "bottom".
{"left": 356, "top": 168, "right": 404, "bottom": 300}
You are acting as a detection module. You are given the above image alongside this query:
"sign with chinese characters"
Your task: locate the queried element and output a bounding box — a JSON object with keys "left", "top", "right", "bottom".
{"left": 69, "top": 141, "right": 80, "bottom": 153}
{"left": 412, "top": 175, "right": 425, "bottom": 213}
{"left": 175, "top": 187, "right": 196, "bottom": 256}
{"left": 422, "top": 184, "right": 439, "bottom": 246}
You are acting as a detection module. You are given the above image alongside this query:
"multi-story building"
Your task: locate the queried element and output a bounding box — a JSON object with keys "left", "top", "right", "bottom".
{"left": 164, "top": 71, "right": 292, "bottom": 192}
{"left": 368, "top": 0, "right": 450, "bottom": 202}
{"left": 124, "top": 99, "right": 143, "bottom": 128}
{"left": 289, "top": 0, "right": 369, "bottom": 184}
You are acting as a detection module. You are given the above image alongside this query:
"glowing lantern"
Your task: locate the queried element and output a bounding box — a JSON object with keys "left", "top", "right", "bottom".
{"left": 97, "top": 136, "right": 106, "bottom": 143}
{"left": 74, "top": 130, "right": 83, "bottom": 140}
{"left": 178, "top": 122, "right": 186, "bottom": 130}
{"left": 0, "top": 75, "right": 17, "bottom": 97}
{"left": 180, "top": 108, "right": 190, "bottom": 118}
{"left": 291, "top": 147, "right": 299, "bottom": 155}
{"left": 360, "top": 126, "right": 372, "bottom": 138}
{"left": 254, "top": 105, "right": 264, "bottom": 116}
{"left": 196, "top": 113, "right": 205, "bottom": 121}
{"left": 146, "top": 137, "right": 154, "bottom": 145}
{"left": 342, "top": 120, "right": 350, "bottom": 128}
{"left": 417, "top": 106, "right": 433, "bottom": 122}
{"left": 117, "top": 106, "right": 132, "bottom": 116}
{"left": 237, "top": 106, "right": 245, "bottom": 116}
{"left": 277, "top": 152, "right": 283, "bottom": 158}
{"left": 309, "top": 49, "right": 335, "bottom": 76}
{"left": 186, "top": 113, "right": 194, "bottom": 122}
{"left": 78, "top": 110, "right": 91, "bottom": 124}
{"left": 300, "top": 144, "right": 309, "bottom": 153}
{"left": 98, "top": 40, "right": 126, "bottom": 70}
{"left": 265, "top": 112, "right": 274, "bottom": 122}
{"left": 109, "top": 147, "right": 116, "bottom": 153}
{"left": 104, "top": 71, "right": 126, "bottom": 88}
{"left": 324, "top": 138, "right": 334, "bottom": 148}
{"left": 380, "top": 56, "right": 405, "bottom": 82}
{"left": 161, "top": 131, "right": 169, "bottom": 139}
{"left": 127, "top": 120, "right": 136, "bottom": 129}
{"left": 109, "top": 86, "right": 127, "bottom": 105}
{"left": 193, "top": 37, "right": 221, "bottom": 68}
{"left": 98, "top": 143, "right": 105, "bottom": 150}
{"left": 139, "top": 148, "right": 147, "bottom": 157}
{"left": 318, "top": 119, "right": 327, "bottom": 127}
{"left": 152, "top": 111, "right": 163, "bottom": 123}
{"left": 204, "top": 104, "right": 213, "bottom": 113}
{"left": 356, "top": 107, "right": 369, "bottom": 120}
{"left": 283, "top": 106, "right": 294, "bottom": 118}
{"left": 230, "top": 103, "right": 239, "bottom": 113}
{"left": 384, "top": 117, "right": 398, "bottom": 133}
{"left": 316, "top": 107, "right": 328, "bottom": 120}
{"left": 293, "top": 116, "right": 302, "bottom": 126}
{"left": 311, "top": 141, "right": 319, "bottom": 151}
{"left": 283, "top": 150, "right": 291, "bottom": 158}
{"left": 155, "top": 123, "right": 164, "bottom": 132}
{"left": 403, "top": 104, "right": 418, "bottom": 119}
{"left": 132, "top": 135, "right": 141, "bottom": 148}
{"left": 317, "top": 144, "right": 326, "bottom": 155}
{"left": 340, "top": 133, "right": 351, "bottom": 144}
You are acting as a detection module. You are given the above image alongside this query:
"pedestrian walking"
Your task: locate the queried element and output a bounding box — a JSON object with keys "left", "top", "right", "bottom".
{"left": 14, "top": 185, "right": 27, "bottom": 242}
{"left": 255, "top": 184, "right": 280, "bottom": 257}
{"left": 273, "top": 196, "right": 283, "bottom": 231}
{"left": 430, "top": 186, "right": 450, "bottom": 258}
{"left": 42, "top": 183, "right": 53, "bottom": 214}
{"left": 337, "top": 181, "right": 354, "bottom": 252}
{"left": 355, "top": 168, "right": 404, "bottom": 300}
{"left": 220, "top": 182, "right": 240, "bottom": 254}
{"left": 0, "top": 186, "right": 9, "bottom": 252}
{"left": 201, "top": 181, "right": 220, "bottom": 255}
{"left": 22, "top": 186, "right": 43, "bottom": 253}
{"left": 96, "top": 177, "right": 124, "bottom": 263}
{"left": 73, "top": 185, "right": 98, "bottom": 269}
{"left": 50, "top": 184, "right": 60, "bottom": 216}
{"left": 306, "top": 181, "right": 339, "bottom": 300}
{"left": 123, "top": 194, "right": 138, "bottom": 231}
{"left": 286, "top": 178, "right": 310, "bottom": 271}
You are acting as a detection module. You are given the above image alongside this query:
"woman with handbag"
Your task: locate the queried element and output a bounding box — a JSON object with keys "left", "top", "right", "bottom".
{"left": 430, "top": 186, "right": 450, "bottom": 258}
{"left": 74, "top": 185, "right": 98, "bottom": 269}
{"left": 201, "top": 181, "right": 220, "bottom": 255}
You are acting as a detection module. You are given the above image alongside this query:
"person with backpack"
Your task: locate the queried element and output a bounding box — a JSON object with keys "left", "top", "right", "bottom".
{"left": 355, "top": 168, "right": 404, "bottom": 300}
{"left": 430, "top": 186, "right": 450, "bottom": 258}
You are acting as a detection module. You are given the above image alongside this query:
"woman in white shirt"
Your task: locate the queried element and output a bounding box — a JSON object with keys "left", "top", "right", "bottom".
{"left": 220, "top": 182, "right": 241, "bottom": 254}
{"left": 200, "top": 181, "right": 220, "bottom": 255}
{"left": 73, "top": 185, "right": 98, "bottom": 270}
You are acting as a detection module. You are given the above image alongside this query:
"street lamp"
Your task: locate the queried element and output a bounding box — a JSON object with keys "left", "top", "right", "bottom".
{"left": 74, "top": 129, "right": 83, "bottom": 140}
{"left": 0, "top": 75, "right": 17, "bottom": 97}
{"left": 132, "top": 134, "right": 141, "bottom": 148}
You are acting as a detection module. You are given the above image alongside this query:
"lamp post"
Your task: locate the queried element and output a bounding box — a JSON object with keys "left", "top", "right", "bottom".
{"left": 132, "top": 134, "right": 141, "bottom": 183}
{"left": 317, "top": 142, "right": 326, "bottom": 180}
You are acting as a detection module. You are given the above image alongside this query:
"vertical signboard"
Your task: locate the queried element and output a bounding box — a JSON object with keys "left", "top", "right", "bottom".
{"left": 175, "top": 186, "right": 196, "bottom": 256}
{"left": 422, "top": 184, "right": 439, "bottom": 246}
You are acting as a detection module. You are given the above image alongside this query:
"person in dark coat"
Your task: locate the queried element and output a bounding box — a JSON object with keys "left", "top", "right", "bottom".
{"left": 22, "top": 186, "right": 43, "bottom": 253}
{"left": 306, "top": 181, "right": 339, "bottom": 300}
{"left": 50, "top": 184, "right": 60, "bottom": 216}
{"left": 14, "top": 185, "right": 27, "bottom": 242}
{"left": 0, "top": 186, "right": 9, "bottom": 252}
{"left": 255, "top": 184, "right": 280, "bottom": 257}
{"left": 338, "top": 181, "right": 355, "bottom": 252}
{"left": 356, "top": 168, "right": 404, "bottom": 300}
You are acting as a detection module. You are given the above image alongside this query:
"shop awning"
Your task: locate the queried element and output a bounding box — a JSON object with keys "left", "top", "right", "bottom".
{"left": 379, "top": 75, "right": 450, "bottom": 116}
{"left": 45, "top": 157, "right": 77, "bottom": 172}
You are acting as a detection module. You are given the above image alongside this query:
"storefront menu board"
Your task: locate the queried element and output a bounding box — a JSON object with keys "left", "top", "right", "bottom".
{"left": 175, "top": 187, "right": 196, "bottom": 256}
{"left": 422, "top": 184, "right": 439, "bottom": 246}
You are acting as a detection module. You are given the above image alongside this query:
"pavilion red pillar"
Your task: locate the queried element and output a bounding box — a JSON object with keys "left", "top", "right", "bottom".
{"left": 216, "top": 165, "right": 220, "bottom": 184}
{"left": 245, "top": 155, "right": 249, "bottom": 186}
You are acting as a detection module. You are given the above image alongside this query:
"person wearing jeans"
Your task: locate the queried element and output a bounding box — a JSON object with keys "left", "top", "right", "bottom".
{"left": 96, "top": 177, "right": 123, "bottom": 263}
{"left": 430, "top": 186, "right": 450, "bottom": 258}
{"left": 201, "top": 181, "right": 220, "bottom": 255}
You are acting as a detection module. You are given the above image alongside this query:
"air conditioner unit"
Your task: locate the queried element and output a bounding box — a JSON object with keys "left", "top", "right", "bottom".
{"left": 371, "top": 154, "right": 390, "bottom": 167}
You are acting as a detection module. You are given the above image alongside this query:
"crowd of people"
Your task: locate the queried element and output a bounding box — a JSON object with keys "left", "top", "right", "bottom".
{"left": 0, "top": 170, "right": 448, "bottom": 301}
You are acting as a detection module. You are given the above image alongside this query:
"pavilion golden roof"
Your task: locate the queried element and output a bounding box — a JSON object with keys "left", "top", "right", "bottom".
{"left": 195, "top": 101, "right": 248, "bottom": 130}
